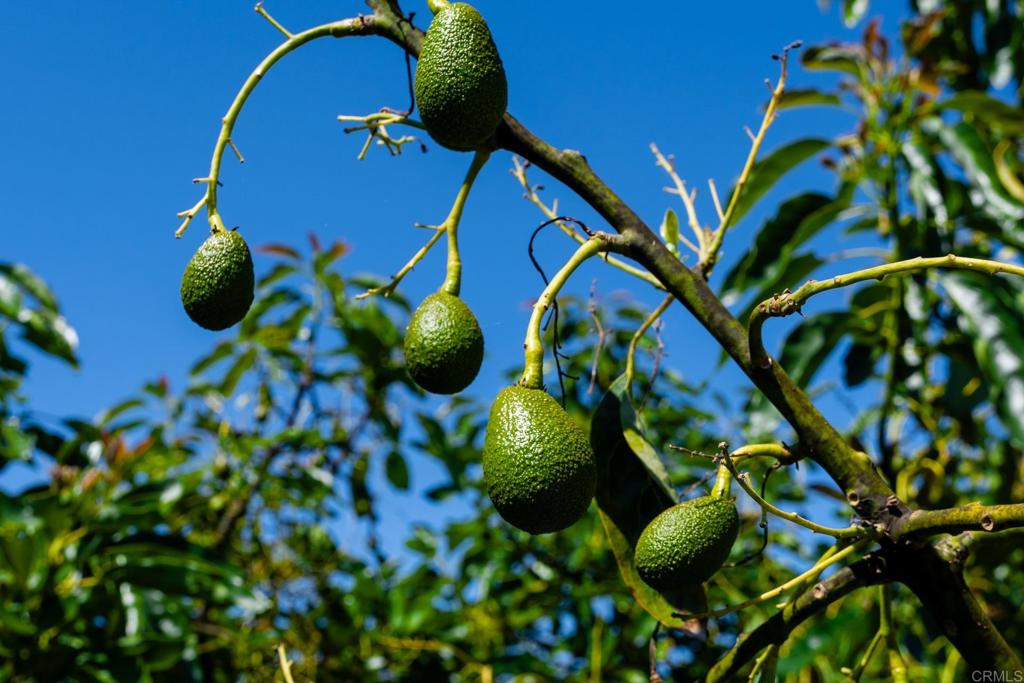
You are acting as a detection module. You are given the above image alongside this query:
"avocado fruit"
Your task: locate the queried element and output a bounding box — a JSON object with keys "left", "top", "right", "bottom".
{"left": 180, "top": 229, "right": 255, "bottom": 331}
{"left": 404, "top": 291, "right": 484, "bottom": 394}
{"left": 414, "top": 3, "right": 508, "bottom": 151}
{"left": 482, "top": 385, "right": 596, "bottom": 534}
{"left": 633, "top": 495, "right": 739, "bottom": 591}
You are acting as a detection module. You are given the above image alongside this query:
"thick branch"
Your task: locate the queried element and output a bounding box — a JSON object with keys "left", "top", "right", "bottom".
{"left": 891, "top": 538, "right": 1023, "bottom": 674}
{"left": 705, "top": 553, "right": 890, "bottom": 682}
{"left": 892, "top": 503, "right": 1024, "bottom": 539}
{"left": 362, "top": 0, "right": 1021, "bottom": 671}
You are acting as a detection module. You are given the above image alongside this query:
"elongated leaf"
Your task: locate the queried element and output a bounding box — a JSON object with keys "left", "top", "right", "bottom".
{"left": 801, "top": 44, "right": 865, "bottom": 76}
{"left": 190, "top": 340, "right": 234, "bottom": 376}
{"left": 940, "top": 91, "right": 1024, "bottom": 135}
{"left": 385, "top": 450, "right": 410, "bottom": 490}
{"left": 725, "top": 139, "right": 831, "bottom": 229}
{"left": 776, "top": 88, "right": 842, "bottom": 110}
{"left": 777, "top": 311, "right": 855, "bottom": 388}
{"left": 660, "top": 208, "right": 680, "bottom": 256}
{"left": 0, "top": 264, "right": 58, "bottom": 312}
{"left": 928, "top": 119, "right": 1024, "bottom": 240}
{"left": 591, "top": 374, "right": 705, "bottom": 622}
{"left": 721, "top": 192, "right": 833, "bottom": 300}
{"left": 219, "top": 347, "right": 257, "bottom": 396}
{"left": 20, "top": 310, "right": 78, "bottom": 367}
{"left": 903, "top": 139, "right": 950, "bottom": 227}
{"left": 941, "top": 272, "right": 1024, "bottom": 447}
{"left": 843, "top": 0, "right": 870, "bottom": 27}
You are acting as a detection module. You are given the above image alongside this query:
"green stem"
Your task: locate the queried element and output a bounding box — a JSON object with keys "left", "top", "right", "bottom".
{"left": 700, "top": 48, "right": 790, "bottom": 277}
{"left": 426, "top": 0, "right": 448, "bottom": 14}
{"left": 624, "top": 294, "right": 673, "bottom": 389}
{"left": 749, "top": 254, "right": 1024, "bottom": 368}
{"left": 677, "top": 541, "right": 862, "bottom": 620}
{"left": 520, "top": 237, "right": 606, "bottom": 389}
{"left": 722, "top": 451, "right": 866, "bottom": 539}
{"left": 441, "top": 150, "right": 491, "bottom": 296}
{"left": 710, "top": 463, "right": 732, "bottom": 498}
{"left": 176, "top": 15, "right": 388, "bottom": 238}
{"left": 880, "top": 584, "right": 909, "bottom": 683}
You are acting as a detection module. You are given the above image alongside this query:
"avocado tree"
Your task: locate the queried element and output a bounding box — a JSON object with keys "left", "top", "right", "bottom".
{"left": 4, "top": 0, "right": 1024, "bottom": 680}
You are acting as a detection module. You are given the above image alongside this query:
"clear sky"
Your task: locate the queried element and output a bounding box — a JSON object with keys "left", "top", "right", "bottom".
{"left": 1, "top": 2, "right": 889, "bottom": 557}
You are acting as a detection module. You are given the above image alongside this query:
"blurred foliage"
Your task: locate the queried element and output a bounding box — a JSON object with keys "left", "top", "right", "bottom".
{"left": 2, "top": 0, "right": 1024, "bottom": 681}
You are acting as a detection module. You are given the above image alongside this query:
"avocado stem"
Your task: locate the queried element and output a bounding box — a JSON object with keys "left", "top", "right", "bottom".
{"left": 176, "top": 16, "right": 384, "bottom": 239}
{"left": 426, "top": 0, "right": 449, "bottom": 14}
{"left": 720, "top": 449, "right": 866, "bottom": 539}
{"left": 710, "top": 464, "right": 732, "bottom": 498}
{"left": 441, "top": 149, "right": 491, "bottom": 296}
{"left": 521, "top": 237, "right": 606, "bottom": 389}
{"left": 624, "top": 293, "right": 674, "bottom": 394}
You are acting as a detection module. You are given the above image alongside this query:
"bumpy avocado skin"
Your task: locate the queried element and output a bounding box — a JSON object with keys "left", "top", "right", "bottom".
{"left": 483, "top": 386, "right": 597, "bottom": 534}
{"left": 634, "top": 496, "right": 739, "bottom": 591}
{"left": 403, "top": 292, "right": 484, "bottom": 394}
{"left": 180, "top": 229, "right": 255, "bottom": 331}
{"left": 414, "top": 3, "right": 508, "bottom": 151}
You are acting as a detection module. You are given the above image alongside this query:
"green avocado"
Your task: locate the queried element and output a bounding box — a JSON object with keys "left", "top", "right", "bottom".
{"left": 414, "top": 2, "right": 508, "bottom": 151}
{"left": 633, "top": 495, "right": 739, "bottom": 590}
{"left": 403, "top": 291, "right": 484, "bottom": 394}
{"left": 180, "top": 229, "right": 255, "bottom": 331}
{"left": 482, "top": 385, "right": 596, "bottom": 534}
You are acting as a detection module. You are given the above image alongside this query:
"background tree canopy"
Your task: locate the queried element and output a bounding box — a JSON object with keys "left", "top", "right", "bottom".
{"left": 2, "top": 0, "right": 1024, "bottom": 681}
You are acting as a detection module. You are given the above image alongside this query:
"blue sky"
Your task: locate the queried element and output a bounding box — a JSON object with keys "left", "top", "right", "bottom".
{"left": 1, "top": 2, "right": 892, "bottom": 556}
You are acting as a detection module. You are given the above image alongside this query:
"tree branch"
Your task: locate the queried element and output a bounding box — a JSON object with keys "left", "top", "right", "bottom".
{"left": 704, "top": 553, "right": 890, "bottom": 682}
{"left": 891, "top": 536, "right": 1024, "bottom": 675}
{"left": 360, "top": 0, "right": 1023, "bottom": 671}
{"left": 892, "top": 503, "right": 1024, "bottom": 539}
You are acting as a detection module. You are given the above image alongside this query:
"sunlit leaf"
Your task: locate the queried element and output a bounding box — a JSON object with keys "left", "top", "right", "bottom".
{"left": 724, "top": 139, "right": 831, "bottom": 229}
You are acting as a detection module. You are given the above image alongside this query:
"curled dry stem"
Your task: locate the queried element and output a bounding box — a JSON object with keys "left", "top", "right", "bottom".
{"left": 511, "top": 157, "right": 665, "bottom": 290}
{"left": 520, "top": 233, "right": 628, "bottom": 389}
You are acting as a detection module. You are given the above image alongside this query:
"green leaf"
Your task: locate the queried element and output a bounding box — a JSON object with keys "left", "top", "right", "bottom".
{"left": 725, "top": 139, "right": 831, "bottom": 229}
{"left": 97, "top": 399, "right": 144, "bottom": 426}
{"left": 940, "top": 91, "right": 1024, "bottom": 136}
{"left": 903, "top": 138, "right": 950, "bottom": 227}
{"left": 385, "top": 450, "right": 410, "bottom": 490}
{"left": 721, "top": 192, "right": 837, "bottom": 301}
{"left": 19, "top": 310, "right": 78, "bottom": 367}
{"left": 659, "top": 208, "right": 680, "bottom": 255}
{"left": 928, "top": 119, "right": 1024, "bottom": 239}
{"left": 591, "top": 374, "right": 705, "bottom": 625}
{"left": 843, "top": 0, "right": 869, "bottom": 27}
{"left": 777, "top": 311, "right": 855, "bottom": 388}
{"left": 190, "top": 340, "right": 235, "bottom": 376}
{"left": 775, "top": 88, "right": 842, "bottom": 110}
{"left": 0, "top": 264, "right": 58, "bottom": 312}
{"left": 941, "top": 272, "right": 1024, "bottom": 447}
{"left": 0, "top": 274, "right": 23, "bottom": 319}
{"left": 257, "top": 262, "right": 297, "bottom": 288}
{"left": 801, "top": 44, "right": 865, "bottom": 76}
{"left": 218, "top": 348, "right": 257, "bottom": 396}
